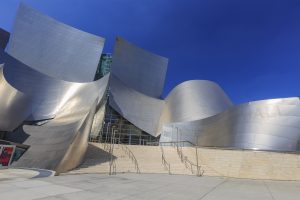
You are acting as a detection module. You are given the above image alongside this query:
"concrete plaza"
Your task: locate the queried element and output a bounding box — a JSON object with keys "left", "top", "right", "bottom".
{"left": 0, "top": 172, "right": 299, "bottom": 200}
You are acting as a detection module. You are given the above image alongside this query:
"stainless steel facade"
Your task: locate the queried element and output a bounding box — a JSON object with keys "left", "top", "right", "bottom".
{"left": 0, "top": 2, "right": 299, "bottom": 174}
{"left": 158, "top": 80, "right": 233, "bottom": 132}
{"left": 8, "top": 3, "right": 105, "bottom": 82}
{"left": 108, "top": 36, "right": 299, "bottom": 152}
{"left": 0, "top": 4, "right": 108, "bottom": 173}
{"left": 109, "top": 37, "right": 167, "bottom": 136}
{"left": 160, "top": 98, "right": 300, "bottom": 152}
{"left": 109, "top": 75, "right": 164, "bottom": 136}
{"left": 111, "top": 37, "right": 168, "bottom": 98}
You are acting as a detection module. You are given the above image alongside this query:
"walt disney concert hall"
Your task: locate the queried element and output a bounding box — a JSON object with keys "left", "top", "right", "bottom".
{"left": 0, "top": 3, "right": 299, "bottom": 174}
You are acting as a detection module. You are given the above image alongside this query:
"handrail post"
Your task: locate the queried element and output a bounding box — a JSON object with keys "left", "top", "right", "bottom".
{"left": 196, "top": 147, "right": 199, "bottom": 176}
{"left": 109, "top": 128, "right": 117, "bottom": 175}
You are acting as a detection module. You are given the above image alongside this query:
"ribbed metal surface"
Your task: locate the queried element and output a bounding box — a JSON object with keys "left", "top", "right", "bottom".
{"left": 160, "top": 98, "right": 300, "bottom": 152}
{"left": 7, "top": 3, "right": 104, "bottom": 82}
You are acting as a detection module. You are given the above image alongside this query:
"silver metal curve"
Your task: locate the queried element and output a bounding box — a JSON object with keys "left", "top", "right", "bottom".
{"left": 158, "top": 80, "right": 233, "bottom": 133}
{"left": 11, "top": 74, "right": 109, "bottom": 172}
{"left": 111, "top": 37, "right": 168, "bottom": 98}
{"left": 0, "top": 28, "right": 9, "bottom": 49}
{"left": 109, "top": 75, "right": 164, "bottom": 136}
{"left": 0, "top": 62, "right": 33, "bottom": 131}
{"left": 7, "top": 3, "right": 105, "bottom": 82}
{"left": 160, "top": 98, "right": 300, "bottom": 152}
{"left": 109, "top": 38, "right": 232, "bottom": 137}
{"left": 0, "top": 3, "right": 109, "bottom": 172}
{"left": 0, "top": 49, "right": 105, "bottom": 129}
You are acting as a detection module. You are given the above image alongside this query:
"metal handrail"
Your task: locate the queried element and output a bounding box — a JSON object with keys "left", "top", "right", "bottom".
{"left": 160, "top": 146, "right": 171, "bottom": 175}
{"left": 159, "top": 141, "right": 197, "bottom": 147}
{"left": 120, "top": 144, "right": 140, "bottom": 174}
{"left": 176, "top": 146, "right": 204, "bottom": 176}
{"left": 161, "top": 139, "right": 204, "bottom": 176}
{"left": 109, "top": 128, "right": 117, "bottom": 175}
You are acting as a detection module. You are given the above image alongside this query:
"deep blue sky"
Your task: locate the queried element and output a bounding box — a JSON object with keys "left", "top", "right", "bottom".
{"left": 1, "top": 0, "right": 300, "bottom": 104}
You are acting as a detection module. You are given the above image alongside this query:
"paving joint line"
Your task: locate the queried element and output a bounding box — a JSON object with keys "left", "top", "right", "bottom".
{"left": 198, "top": 178, "right": 228, "bottom": 200}
{"left": 263, "top": 181, "right": 276, "bottom": 200}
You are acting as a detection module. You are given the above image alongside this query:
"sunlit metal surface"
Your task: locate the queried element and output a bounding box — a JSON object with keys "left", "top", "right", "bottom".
{"left": 7, "top": 3, "right": 104, "bottom": 82}
{"left": 0, "top": 49, "right": 98, "bottom": 127}
{"left": 109, "top": 37, "right": 167, "bottom": 136}
{"left": 0, "top": 3, "right": 109, "bottom": 173}
{"left": 158, "top": 80, "right": 233, "bottom": 132}
{"left": 0, "top": 2, "right": 299, "bottom": 175}
{"left": 12, "top": 75, "right": 109, "bottom": 173}
{"left": 111, "top": 37, "right": 168, "bottom": 98}
{"left": 110, "top": 75, "right": 164, "bottom": 136}
{"left": 0, "top": 46, "right": 110, "bottom": 171}
{"left": 160, "top": 98, "right": 300, "bottom": 152}
{"left": 0, "top": 28, "right": 9, "bottom": 49}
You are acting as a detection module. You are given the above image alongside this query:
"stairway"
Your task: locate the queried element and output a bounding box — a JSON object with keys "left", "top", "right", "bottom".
{"left": 125, "top": 145, "right": 166, "bottom": 173}
{"left": 67, "top": 143, "right": 197, "bottom": 176}
{"left": 161, "top": 146, "right": 193, "bottom": 175}
{"left": 181, "top": 147, "right": 220, "bottom": 176}
{"left": 67, "top": 143, "right": 136, "bottom": 174}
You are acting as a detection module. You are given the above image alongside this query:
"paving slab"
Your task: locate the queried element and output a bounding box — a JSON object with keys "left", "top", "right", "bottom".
{"left": 0, "top": 173, "right": 299, "bottom": 200}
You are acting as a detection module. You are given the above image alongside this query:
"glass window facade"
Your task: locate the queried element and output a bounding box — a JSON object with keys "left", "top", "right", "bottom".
{"left": 94, "top": 53, "right": 112, "bottom": 80}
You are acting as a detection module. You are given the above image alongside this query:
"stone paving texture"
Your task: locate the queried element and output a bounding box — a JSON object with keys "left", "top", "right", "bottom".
{"left": 0, "top": 173, "right": 299, "bottom": 200}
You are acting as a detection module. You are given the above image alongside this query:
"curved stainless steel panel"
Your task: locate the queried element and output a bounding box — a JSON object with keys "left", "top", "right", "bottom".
{"left": 7, "top": 3, "right": 104, "bottom": 82}
{"left": 160, "top": 98, "right": 300, "bottom": 152}
{"left": 11, "top": 74, "right": 109, "bottom": 172}
{"left": 158, "top": 80, "right": 233, "bottom": 133}
{"left": 0, "top": 3, "right": 109, "bottom": 172}
{"left": 111, "top": 37, "right": 168, "bottom": 98}
{"left": 0, "top": 49, "right": 98, "bottom": 125}
{"left": 0, "top": 63, "right": 33, "bottom": 131}
{"left": 0, "top": 28, "right": 9, "bottom": 49}
{"left": 109, "top": 75, "right": 164, "bottom": 136}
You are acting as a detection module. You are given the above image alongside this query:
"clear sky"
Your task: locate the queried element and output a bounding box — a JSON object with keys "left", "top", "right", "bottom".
{"left": 1, "top": 0, "right": 300, "bottom": 104}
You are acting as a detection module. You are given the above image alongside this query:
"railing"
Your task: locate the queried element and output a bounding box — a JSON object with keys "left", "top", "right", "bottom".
{"left": 176, "top": 146, "right": 204, "bottom": 176}
{"left": 160, "top": 141, "right": 204, "bottom": 176}
{"left": 120, "top": 144, "right": 140, "bottom": 174}
{"left": 159, "top": 140, "right": 196, "bottom": 147}
{"left": 160, "top": 146, "right": 171, "bottom": 175}
{"left": 109, "top": 128, "right": 117, "bottom": 175}
{"left": 109, "top": 155, "right": 117, "bottom": 175}
{"left": 90, "top": 135, "right": 160, "bottom": 146}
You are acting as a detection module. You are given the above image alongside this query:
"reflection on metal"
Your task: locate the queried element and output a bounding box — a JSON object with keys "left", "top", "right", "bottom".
{"left": 96, "top": 103, "right": 160, "bottom": 145}
{"left": 158, "top": 80, "right": 233, "bottom": 132}
{"left": 0, "top": 3, "right": 108, "bottom": 173}
{"left": 8, "top": 3, "right": 104, "bottom": 82}
{"left": 0, "top": 2, "right": 299, "bottom": 176}
{"left": 111, "top": 37, "right": 168, "bottom": 98}
{"left": 89, "top": 95, "right": 108, "bottom": 140}
{"left": 11, "top": 75, "right": 109, "bottom": 173}
{"left": 0, "top": 28, "right": 9, "bottom": 49}
{"left": 160, "top": 98, "right": 300, "bottom": 152}
{"left": 107, "top": 36, "right": 299, "bottom": 153}
{"left": 109, "top": 75, "right": 164, "bottom": 136}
